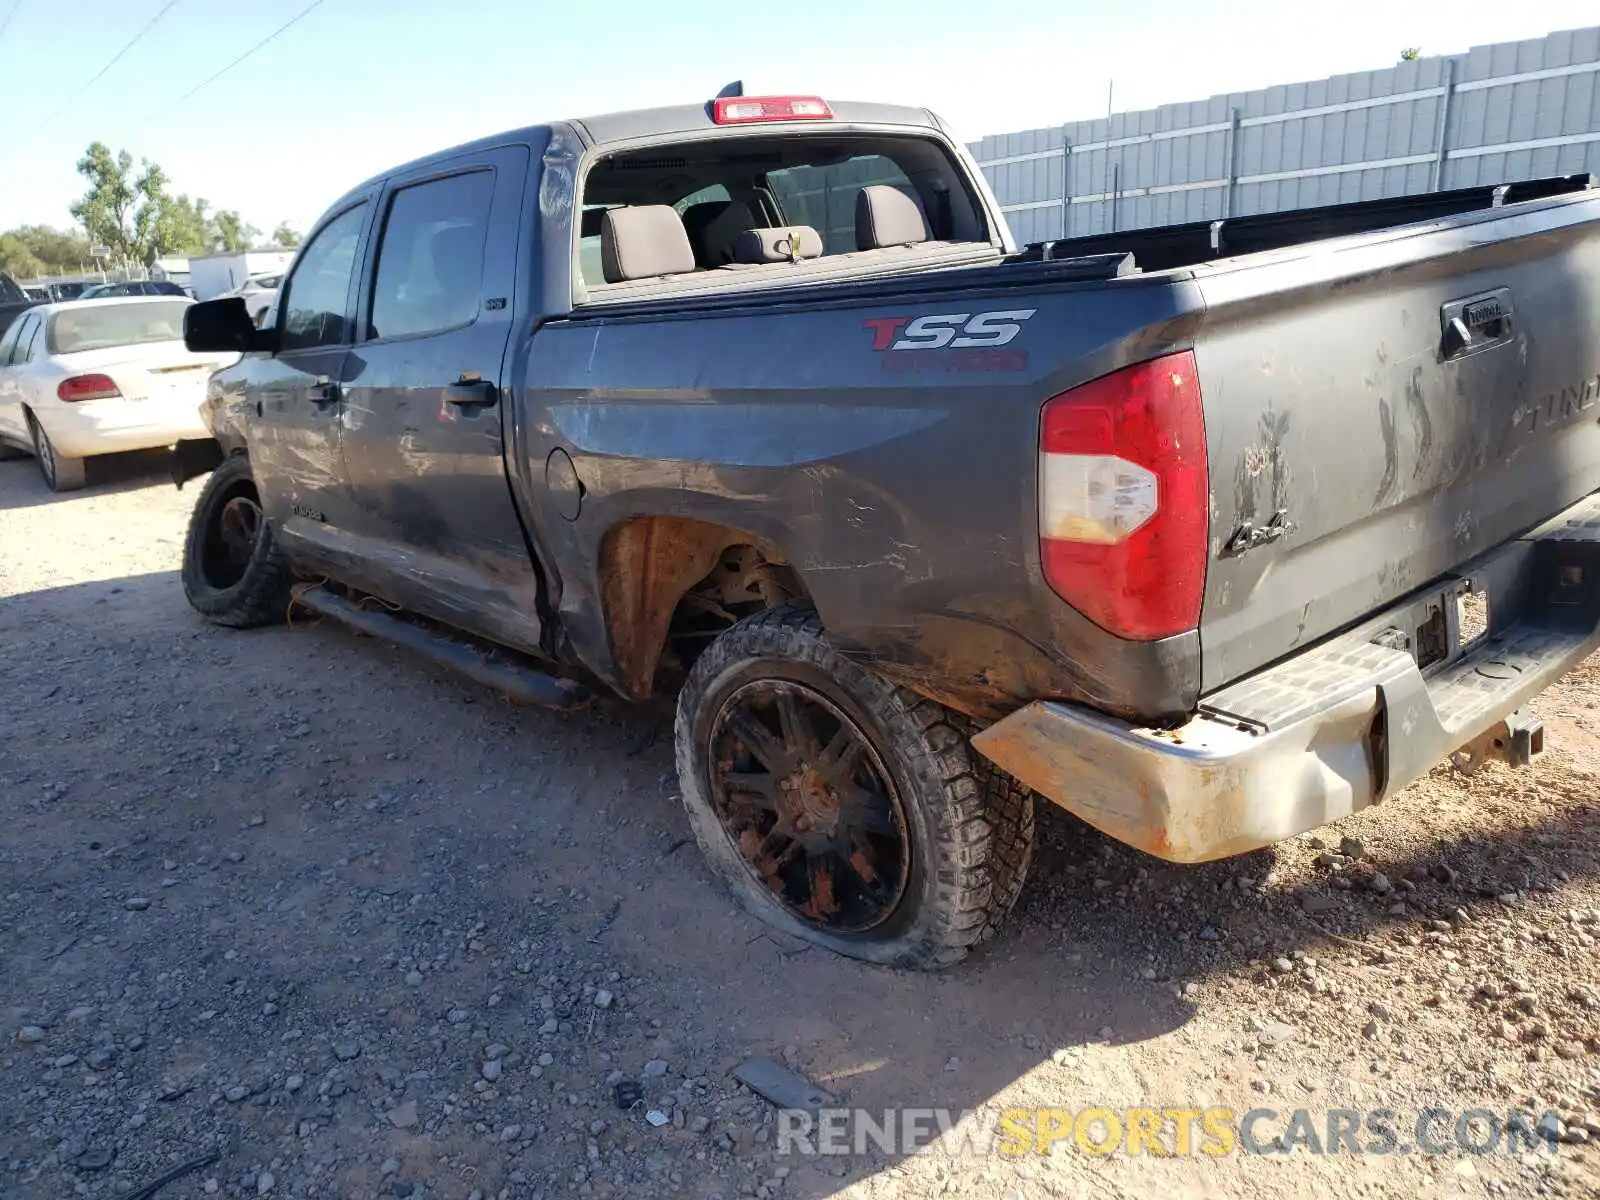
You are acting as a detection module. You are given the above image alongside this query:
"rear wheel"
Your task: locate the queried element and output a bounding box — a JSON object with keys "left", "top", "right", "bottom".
{"left": 181, "top": 454, "right": 293, "bottom": 627}
{"left": 675, "top": 604, "right": 1034, "bottom": 969}
{"left": 27, "top": 412, "right": 86, "bottom": 492}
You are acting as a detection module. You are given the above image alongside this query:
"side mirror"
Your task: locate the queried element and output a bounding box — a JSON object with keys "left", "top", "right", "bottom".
{"left": 184, "top": 297, "right": 276, "bottom": 354}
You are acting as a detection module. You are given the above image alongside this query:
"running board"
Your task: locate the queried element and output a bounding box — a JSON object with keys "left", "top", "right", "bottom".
{"left": 295, "top": 588, "right": 590, "bottom": 710}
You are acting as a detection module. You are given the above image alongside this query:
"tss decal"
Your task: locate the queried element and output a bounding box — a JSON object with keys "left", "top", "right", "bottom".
{"left": 863, "top": 309, "right": 1037, "bottom": 351}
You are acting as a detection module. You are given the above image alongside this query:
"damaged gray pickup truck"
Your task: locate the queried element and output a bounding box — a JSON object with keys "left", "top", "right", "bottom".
{"left": 175, "top": 91, "right": 1600, "bottom": 967}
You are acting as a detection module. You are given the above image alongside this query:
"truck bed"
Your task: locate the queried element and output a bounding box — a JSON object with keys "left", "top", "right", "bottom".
{"left": 530, "top": 174, "right": 1600, "bottom": 722}
{"left": 1023, "top": 173, "right": 1596, "bottom": 272}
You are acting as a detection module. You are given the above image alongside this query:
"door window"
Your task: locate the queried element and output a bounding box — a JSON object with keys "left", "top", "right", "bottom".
{"left": 279, "top": 203, "right": 367, "bottom": 351}
{"left": 17, "top": 314, "right": 43, "bottom": 362}
{"left": 4, "top": 314, "right": 39, "bottom": 365}
{"left": 0, "top": 318, "right": 24, "bottom": 366}
{"left": 369, "top": 171, "right": 494, "bottom": 341}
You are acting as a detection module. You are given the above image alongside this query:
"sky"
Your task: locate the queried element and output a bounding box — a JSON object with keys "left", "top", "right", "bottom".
{"left": 1, "top": 0, "right": 1597, "bottom": 237}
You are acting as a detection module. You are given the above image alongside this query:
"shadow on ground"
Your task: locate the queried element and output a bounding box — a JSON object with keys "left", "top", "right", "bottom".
{"left": 0, "top": 450, "right": 175, "bottom": 510}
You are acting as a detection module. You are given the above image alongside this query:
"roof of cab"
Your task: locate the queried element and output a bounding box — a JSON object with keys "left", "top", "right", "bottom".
{"left": 571, "top": 98, "right": 940, "bottom": 144}
{"left": 331, "top": 99, "right": 942, "bottom": 212}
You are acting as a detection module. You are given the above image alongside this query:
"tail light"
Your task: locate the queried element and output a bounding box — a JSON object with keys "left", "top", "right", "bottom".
{"left": 712, "top": 96, "right": 833, "bottom": 124}
{"left": 57, "top": 374, "right": 122, "bottom": 402}
{"left": 1039, "top": 351, "right": 1209, "bottom": 640}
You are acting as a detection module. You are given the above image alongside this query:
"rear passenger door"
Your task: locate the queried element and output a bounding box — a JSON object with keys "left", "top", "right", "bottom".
{"left": 336, "top": 146, "right": 543, "bottom": 655}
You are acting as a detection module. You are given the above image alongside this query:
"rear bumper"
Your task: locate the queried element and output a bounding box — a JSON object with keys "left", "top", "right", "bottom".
{"left": 44, "top": 399, "right": 209, "bottom": 459}
{"left": 972, "top": 491, "right": 1600, "bottom": 863}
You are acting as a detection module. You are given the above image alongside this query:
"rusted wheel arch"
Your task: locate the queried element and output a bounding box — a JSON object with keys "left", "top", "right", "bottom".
{"left": 597, "top": 515, "right": 805, "bottom": 699}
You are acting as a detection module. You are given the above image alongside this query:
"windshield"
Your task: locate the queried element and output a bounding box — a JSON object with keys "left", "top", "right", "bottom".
{"left": 47, "top": 300, "right": 191, "bottom": 355}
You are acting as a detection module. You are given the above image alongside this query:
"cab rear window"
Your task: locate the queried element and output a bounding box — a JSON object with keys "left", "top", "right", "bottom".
{"left": 576, "top": 132, "right": 990, "bottom": 291}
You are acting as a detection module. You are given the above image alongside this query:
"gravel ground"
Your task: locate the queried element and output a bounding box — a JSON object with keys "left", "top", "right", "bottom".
{"left": 2, "top": 452, "right": 1599, "bottom": 1200}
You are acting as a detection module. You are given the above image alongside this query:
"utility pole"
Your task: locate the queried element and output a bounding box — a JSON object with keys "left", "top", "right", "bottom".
{"left": 1103, "top": 80, "right": 1116, "bottom": 233}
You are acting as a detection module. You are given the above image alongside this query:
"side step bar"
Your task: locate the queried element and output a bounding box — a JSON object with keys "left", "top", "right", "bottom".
{"left": 296, "top": 588, "right": 590, "bottom": 711}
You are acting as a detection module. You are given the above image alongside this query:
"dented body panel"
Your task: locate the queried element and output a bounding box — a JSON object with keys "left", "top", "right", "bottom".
{"left": 1193, "top": 193, "right": 1600, "bottom": 691}
{"left": 513, "top": 273, "right": 1208, "bottom": 714}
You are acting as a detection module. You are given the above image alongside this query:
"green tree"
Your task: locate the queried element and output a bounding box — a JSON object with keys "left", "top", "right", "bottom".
{"left": 1400, "top": 47, "right": 1421, "bottom": 61}
{"left": 271, "top": 222, "right": 301, "bottom": 249}
{"left": 207, "top": 210, "right": 258, "bottom": 253}
{"left": 68, "top": 142, "right": 183, "bottom": 267}
{"left": 0, "top": 232, "right": 45, "bottom": 279}
{"left": 0, "top": 225, "right": 92, "bottom": 275}
{"left": 162, "top": 195, "right": 213, "bottom": 255}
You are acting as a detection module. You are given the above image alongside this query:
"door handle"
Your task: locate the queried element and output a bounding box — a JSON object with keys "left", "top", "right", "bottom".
{"left": 309, "top": 376, "right": 341, "bottom": 407}
{"left": 444, "top": 376, "right": 498, "bottom": 408}
{"left": 1440, "top": 288, "right": 1515, "bottom": 361}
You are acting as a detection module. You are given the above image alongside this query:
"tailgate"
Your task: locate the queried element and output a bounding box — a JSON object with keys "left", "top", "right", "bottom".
{"left": 1194, "top": 190, "right": 1600, "bottom": 692}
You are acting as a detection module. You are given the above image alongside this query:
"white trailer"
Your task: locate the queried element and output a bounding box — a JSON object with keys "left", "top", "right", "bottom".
{"left": 187, "top": 251, "right": 296, "bottom": 300}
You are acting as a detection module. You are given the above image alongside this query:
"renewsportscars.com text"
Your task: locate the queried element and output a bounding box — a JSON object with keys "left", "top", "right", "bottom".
{"left": 775, "top": 1106, "right": 1566, "bottom": 1158}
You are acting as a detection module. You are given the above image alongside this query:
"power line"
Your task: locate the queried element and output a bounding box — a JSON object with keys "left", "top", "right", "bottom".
{"left": 0, "top": 0, "right": 24, "bottom": 44}
{"left": 142, "top": 0, "right": 328, "bottom": 125}
{"left": 39, "top": 0, "right": 181, "bottom": 130}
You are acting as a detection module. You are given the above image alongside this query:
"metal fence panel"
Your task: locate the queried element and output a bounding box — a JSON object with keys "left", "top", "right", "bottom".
{"left": 971, "top": 26, "right": 1600, "bottom": 243}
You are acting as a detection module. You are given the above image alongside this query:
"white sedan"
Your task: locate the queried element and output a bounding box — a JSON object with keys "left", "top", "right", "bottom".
{"left": 225, "top": 273, "right": 282, "bottom": 327}
{"left": 0, "top": 298, "right": 238, "bottom": 492}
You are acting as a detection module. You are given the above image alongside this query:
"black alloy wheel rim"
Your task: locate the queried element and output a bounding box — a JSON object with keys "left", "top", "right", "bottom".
{"left": 707, "top": 678, "right": 911, "bottom": 933}
{"left": 201, "top": 490, "right": 264, "bottom": 589}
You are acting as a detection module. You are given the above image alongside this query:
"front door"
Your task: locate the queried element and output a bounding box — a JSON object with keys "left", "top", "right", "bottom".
{"left": 246, "top": 200, "right": 371, "bottom": 571}
{"left": 336, "top": 146, "right": 543, "bottom": 654}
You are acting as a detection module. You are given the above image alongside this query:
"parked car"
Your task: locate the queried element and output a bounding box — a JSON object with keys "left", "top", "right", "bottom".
{"left": 222, "top": 273, "right": 281, "bottom": 327}
{"left": 23, "top": 286, "right": 49, "bottom": 302}
{"left": 0, "top": 271, "right": 41, "bottom": 336}
{"left": 176, "top": 92, "right": 1600, "bottom": 967}
{"left": 0, "top": 298, "right": 237, "bottom": 491}
{"left": 79, "top": 280, "right": 190, "bottom": 300}
{"left": 48, "top": 281, "right": 93, "bottom": 301}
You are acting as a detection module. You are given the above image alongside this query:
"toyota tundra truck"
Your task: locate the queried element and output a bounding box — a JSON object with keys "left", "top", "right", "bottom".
{"left": 173, "top": 91, "right": 1600, "bottom": 967}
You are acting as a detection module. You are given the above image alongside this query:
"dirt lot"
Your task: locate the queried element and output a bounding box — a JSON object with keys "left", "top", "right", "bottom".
{"left": 3, "top": 453, "right": 1600, "bottom": 1200}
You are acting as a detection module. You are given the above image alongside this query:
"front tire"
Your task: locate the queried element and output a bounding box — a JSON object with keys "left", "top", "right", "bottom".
{"left": 27, "top": 412, "right": 86, "bottom": 492}
{"left": 675, "top": 604, "right": 1034, "bottom": 969}
{"left": 181, "top": 454, "right": 293, "bottom": 627}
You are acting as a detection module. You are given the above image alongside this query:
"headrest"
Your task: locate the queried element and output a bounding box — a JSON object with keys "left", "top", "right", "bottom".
{"left": 600, "top": 206, "right": 696, "bottom": 283}
{"left": 732, "top": 226, "right": 824, "bottom": 264}
{"left": 855, "top": 185, "right": 931, "bottom": 250}
{"left": 681, "top": 200, "right": 732, "bottom": 246}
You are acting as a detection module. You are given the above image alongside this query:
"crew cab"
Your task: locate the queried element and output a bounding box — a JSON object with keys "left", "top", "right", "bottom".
{"left": 175, "top": 92, "right": 1600, "bottom": 967}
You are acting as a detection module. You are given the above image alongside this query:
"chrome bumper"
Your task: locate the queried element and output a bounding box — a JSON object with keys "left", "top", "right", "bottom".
{"left": 973, "top": 492, "right": 1600, "bottom": 863}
